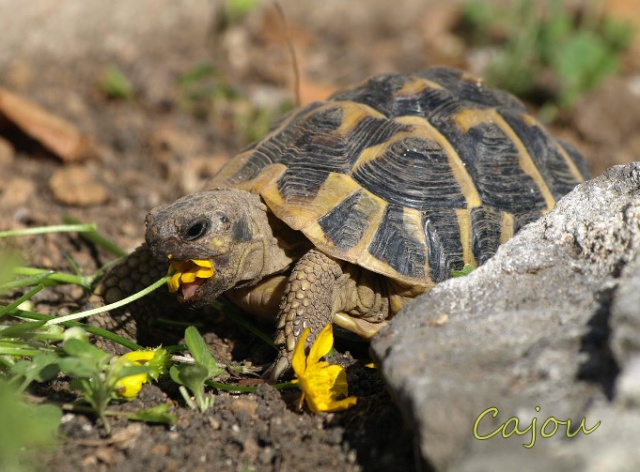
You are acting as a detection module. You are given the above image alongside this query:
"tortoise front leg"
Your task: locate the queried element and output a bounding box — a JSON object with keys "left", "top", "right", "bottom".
{"left": 269, "top": 249, "right": 345, "bottom": 379}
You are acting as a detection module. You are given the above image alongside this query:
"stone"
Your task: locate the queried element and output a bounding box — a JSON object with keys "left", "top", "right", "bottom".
{"left": 610, "top": 255, "right": 640, "bottom": 369}
{"left": 371, "top": 164, "right": 640, "bottom": 471}
{"left": 0, "top": 176, "right": 35, "bottom": 208}
{"left": 48, "top": 165, "right": 109, "bottom": 206}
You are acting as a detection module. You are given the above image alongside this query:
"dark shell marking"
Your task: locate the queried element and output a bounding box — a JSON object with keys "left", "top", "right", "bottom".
{"left": 211, "top": 67, "right": 588, "bottom": 287}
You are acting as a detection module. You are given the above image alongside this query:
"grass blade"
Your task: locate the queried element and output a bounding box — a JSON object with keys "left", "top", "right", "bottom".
{"left": 0, "top": 284, "right": 45, "bottom": 318}
{"left": 0, "top": 224, "right": 97, "bottom": 238}
{"left": 44, "top": 275, "right": 170, "bottom": 325}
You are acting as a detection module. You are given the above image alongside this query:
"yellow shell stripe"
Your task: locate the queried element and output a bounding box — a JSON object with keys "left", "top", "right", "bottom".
{"left": 351, "top": 115, "right": 484, "bottom": 274}
{"left": 334, "top": 100, "right": 388, "bottom": 132}
{"left": 455, "top": 108, "right": 557, "bottom": 213}
{"left": 499, "top": 211, "right": 515, "bottom": 244}
{"left": 555, "top": 142, "right": 587, "bottom": 183}
{"left": 210, "top": 102, "right": 332, "bottom": 190}
{"left": 353, "top": 115, "right": 483, "bottom": 208}
{"left": 262, "top": 171, "right": 425, "bottom": 284}
{"left": 257, "top": 102, "right": 388, "bottom": 231}
{"left": 258, "top": 101, "right": 432, "bottom": 286}
{"left": 394, "top": 77, "right": 445, "bottom": 97}
{"left": 520, "top": 114, "right": 585, "bottom": 183}
{"left": 454, "top": 209, "right": 477, "bottom": 267}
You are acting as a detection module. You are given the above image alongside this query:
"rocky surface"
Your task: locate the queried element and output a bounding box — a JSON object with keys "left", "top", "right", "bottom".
{"left": 372, "top": 163, "right": 640, "bottom": 471}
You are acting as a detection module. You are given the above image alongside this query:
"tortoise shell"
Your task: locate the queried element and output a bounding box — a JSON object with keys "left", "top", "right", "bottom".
{"left": 209, "top": 67, "right": 588, "bottom": 288}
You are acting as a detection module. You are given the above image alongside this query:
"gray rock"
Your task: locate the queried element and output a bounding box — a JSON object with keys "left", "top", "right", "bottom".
{"left": 611, "top": 255, "right": 640, "bottom": 370}
{"left": 371, "top": 164, "right": 640, "bottom": 471}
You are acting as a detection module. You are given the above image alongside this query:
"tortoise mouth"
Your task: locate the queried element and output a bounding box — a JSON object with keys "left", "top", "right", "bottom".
{"left": 176, "top": 278, "right": 207, "bottom": 303}
{"left": 167, "top": 259, "right": 215, "bottom": 303}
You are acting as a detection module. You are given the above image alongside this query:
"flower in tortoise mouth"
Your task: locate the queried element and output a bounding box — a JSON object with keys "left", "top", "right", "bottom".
{"left": 292, "top": 324, "right": 358, "bottom": 413}
{"left": 167, "top": 259, "right": 215, "bottom": 299}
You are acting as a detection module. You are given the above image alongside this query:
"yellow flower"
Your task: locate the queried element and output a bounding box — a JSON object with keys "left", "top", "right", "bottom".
{"left": 291, "top": 325, "right": 357, "bottom": 413}
{"left": 115, "top": 349, "right": 171, "bottom": 398}
{"left": 167, "top": 259, "right": 215, "bottom": 293}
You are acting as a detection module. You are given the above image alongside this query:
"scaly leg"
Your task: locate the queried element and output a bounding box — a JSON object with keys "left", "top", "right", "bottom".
{"left": 269, "top": 249, "right": 345, "bottom": 379}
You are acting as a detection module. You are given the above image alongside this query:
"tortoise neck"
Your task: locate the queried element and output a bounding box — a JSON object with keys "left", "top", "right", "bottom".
{"left": 234, "top": 195, "right": 309, "bottom": 286}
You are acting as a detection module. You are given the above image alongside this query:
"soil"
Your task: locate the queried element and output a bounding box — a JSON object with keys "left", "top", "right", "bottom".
{"left": 1, "top": 1, "right": 640, "bottom": 471}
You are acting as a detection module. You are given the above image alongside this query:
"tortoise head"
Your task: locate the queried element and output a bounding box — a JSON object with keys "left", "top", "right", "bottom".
{"left": 145, "top": 188, "right": 285, "bottom": 305}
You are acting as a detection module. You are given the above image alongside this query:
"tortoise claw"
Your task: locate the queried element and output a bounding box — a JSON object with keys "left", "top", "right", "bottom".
{"left": 263, "top": 352, "right": 292, "bottom": 381}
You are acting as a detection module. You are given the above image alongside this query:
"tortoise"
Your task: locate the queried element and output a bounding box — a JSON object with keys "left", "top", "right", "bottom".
{"left": 98, "top": 67, "right": 588, "bottom": 379}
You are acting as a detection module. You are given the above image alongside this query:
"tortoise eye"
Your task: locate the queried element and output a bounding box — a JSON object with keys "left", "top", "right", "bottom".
{"left": 183, "top": 219, "right": 209, "bottom": 241}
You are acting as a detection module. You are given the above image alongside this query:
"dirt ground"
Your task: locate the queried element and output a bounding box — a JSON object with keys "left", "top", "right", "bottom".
{"left": 2, "top": 1, "right": 640, "bottom": 471}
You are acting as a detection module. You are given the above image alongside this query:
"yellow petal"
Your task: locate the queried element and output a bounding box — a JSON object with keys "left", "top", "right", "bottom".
{"left": 192, "top": 259, "right": 214, "bottom": 269}
{"left": 323, "top": 395, "right": 358, "bottom": 412}
{"left": 324, "top": 364, "right": 348, "bottom": 392}
{"left": 307, "top": 324, "right": 333, "bottom": 366}
{"left": 195, "top": 267, "right": 214, "bottom": 278}
{"left": 180, "top": 272, "right": 198, "bottom": 284}
{"left": 167, "top": 259, "right": 215, "bottom": 292}
{"left": 167, "top": 273, "right": 181, "bottom": 293}
{"left": 122, "top": 350, "right": 155, "bottom": 365}
{"left": 291, "top": 327, "right": 310, "bottom": 378}
{"left": 116, "top": 372, "right": 148, "bottom": 398}
{"left": 291, "top": 323, "right": 358, "bottom": 414}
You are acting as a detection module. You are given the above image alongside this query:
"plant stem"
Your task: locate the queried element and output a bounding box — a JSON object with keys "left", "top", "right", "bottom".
{"left": 12, "top": 310, "right": 143, "bottom": 351}
{"left": 45, "top": 275, "right": 171, "bottom": 326}
{"left": 0, "top": 224, "right": 97, "bottom": 238}
{"left": 11, "top": 267, "right": 91, "bottom": 288}
{"left": 0, "top": 284, "right": 45, "bottom": 318}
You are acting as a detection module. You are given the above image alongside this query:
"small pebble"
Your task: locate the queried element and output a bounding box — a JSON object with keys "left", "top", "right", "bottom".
{"left": 48, "top": 165, "right": 109, "bottom": 206}
{"left": 0, "top": 176, "right": 35, "bottom": 207}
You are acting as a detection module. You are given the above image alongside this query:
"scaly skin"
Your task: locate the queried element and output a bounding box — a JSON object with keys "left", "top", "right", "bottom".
{"left": 269, "top": 249, "right": 344, "bottom": 379}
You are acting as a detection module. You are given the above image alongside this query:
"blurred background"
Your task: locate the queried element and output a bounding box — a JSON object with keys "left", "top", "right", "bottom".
{"left": 1, "top": 0, "right": 639, "bottom": 245}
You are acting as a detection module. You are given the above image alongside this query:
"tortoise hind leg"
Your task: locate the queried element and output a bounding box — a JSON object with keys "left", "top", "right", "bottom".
{"left": 269, "top": 249, "right": 345, "bottom": 379}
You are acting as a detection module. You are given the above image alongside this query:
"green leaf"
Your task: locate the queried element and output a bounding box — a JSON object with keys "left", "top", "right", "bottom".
{"left": 601, "top": 17, "right": 634, "bottom": 51}
{"left": 0, "top": 381, "right": 62, "bottom": 472}
{"left": 59, "top": 357, "right": 99, "bottom": 379}
{"left": 116, "top": 365, "right": 149, "bottom": 381}
{"left": 184, "top": 326, "right": 223, "bottom": 377}
{"left": 180, "top": 63, "right": 215, "bottom": 87}
{"left": 102, "top": 66, "right": 133, "bottom": 100}
{"left": 11, "top": 352, "right": 61, "bottom": 389}
{"left": 11, "top": 267, "right": 91, "bottom": 288}
{"left": 127, "top": 403, "right": 177, "bottom": 425}
{"left": 46, "top": 274, "right": 171, "bottom": 326}
{"left": 553, "top": 31, "right": 618, "bottom": 106}
{"left": 69, "top": 377, "right": 91, "bottom": 393}
{"left": 450, "top": 263, "right": 476, "bottom": 277}
{"left": 63, "top": 338, "right": 110, "bottom": 364}
{"left": 63, "top": 215, "right": 128, "bottom": 258}
{"left": 170, "top": 363, "right": 209, "bottom": 391}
